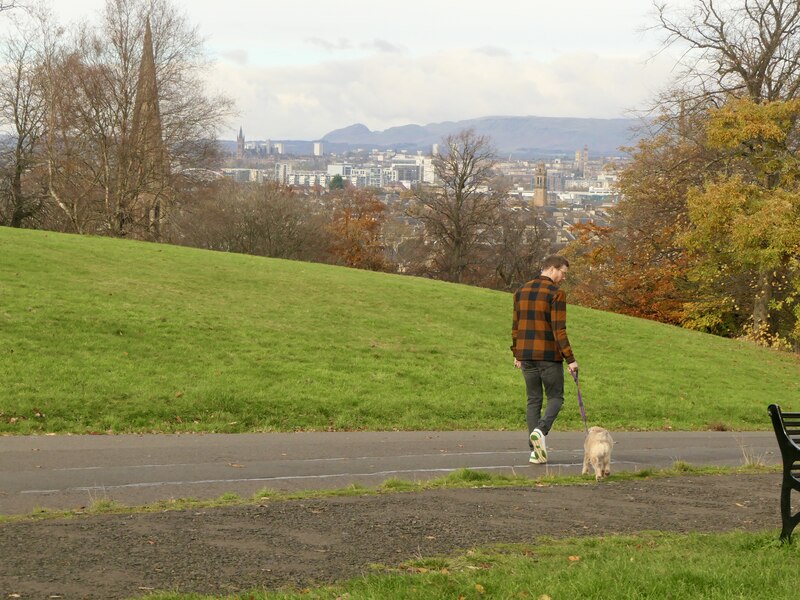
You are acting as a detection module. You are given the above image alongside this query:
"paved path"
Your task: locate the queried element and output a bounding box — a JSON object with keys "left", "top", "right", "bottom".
{"left": 0, "top": 430, "right": 779, "bottom": 515}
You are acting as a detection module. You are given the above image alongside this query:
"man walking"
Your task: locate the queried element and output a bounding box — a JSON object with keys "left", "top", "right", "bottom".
{"left": 511, "top": 255, "right": 578, "bottom": 464}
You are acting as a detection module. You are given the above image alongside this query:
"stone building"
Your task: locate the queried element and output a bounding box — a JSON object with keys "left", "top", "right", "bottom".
{"left": 129, "top": 18, "right": 169, "bottom": 238}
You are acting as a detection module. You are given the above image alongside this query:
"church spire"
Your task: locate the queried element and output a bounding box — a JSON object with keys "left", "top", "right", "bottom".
{"left": 237, "top": 126, "right": 245, "bottom": 159}
{"left": 130, "top": 17, "right": 168, "bottom": 237}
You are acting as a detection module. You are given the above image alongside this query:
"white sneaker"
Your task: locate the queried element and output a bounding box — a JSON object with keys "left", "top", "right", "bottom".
{"left": 529, "top": 428, "right": 547, "bottom": 463}
{"left": 529, "top": 451, "right": 545, "bottom": 464}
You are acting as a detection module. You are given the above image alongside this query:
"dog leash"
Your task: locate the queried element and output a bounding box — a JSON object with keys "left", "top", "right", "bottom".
{"left": 571, "top": 370, "right": 589, "bottom": 434}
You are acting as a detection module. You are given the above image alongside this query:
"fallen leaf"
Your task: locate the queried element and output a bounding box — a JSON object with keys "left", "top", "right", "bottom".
{"left": 475, "top": 583, "right": 485, "bottom": 593}
{"left": 568, "top": 555, "right": 580, "bottom": 562}
{"left": 539, "top": 595, "right": 552, "bottom": 600}
{"left": 229, "top": 463, "right": 244, "bottom": 468}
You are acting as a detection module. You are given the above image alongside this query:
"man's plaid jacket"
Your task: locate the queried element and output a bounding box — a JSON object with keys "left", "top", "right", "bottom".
{"left": 511, "top": 275, "right": 575, "bottom": 363}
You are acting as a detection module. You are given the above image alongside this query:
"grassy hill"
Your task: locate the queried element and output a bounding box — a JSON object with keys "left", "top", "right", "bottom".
{"left": 1, "top": 226, "right": 798, "bottom": 434}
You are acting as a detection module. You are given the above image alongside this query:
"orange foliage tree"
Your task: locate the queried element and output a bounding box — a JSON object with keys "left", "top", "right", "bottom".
{"left": 564, "top": 124, "right": 708, "bottom": 325}
{"left": 328, "top": 188, "right": 393, "bottom": 272}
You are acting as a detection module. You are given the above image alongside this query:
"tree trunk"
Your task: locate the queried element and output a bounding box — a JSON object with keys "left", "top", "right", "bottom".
{"left": 9, "top": 165, "right": 25, "bottom": 228}
{"left": 752, "top": 269, "right": 773, "bottom": 339}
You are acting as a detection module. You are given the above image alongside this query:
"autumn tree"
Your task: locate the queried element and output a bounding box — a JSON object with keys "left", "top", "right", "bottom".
{"left": 408, "top": 129, "right": 507, "bottom": 284}
{"left": 565, "top": 0, "right": 800, "bottom": 349}
{"left": 651, "top": 0, "right": 800, "bottom": 346}
{"left": 564, "top": 124, "right": 707, "bottom": 324}
{"left": 38, "top": 0, "right": 232, "bottom": 237}
{"left": 328, "top": 187, "right": 392, "bottom": 271}
{"left": 682, "top": 97, "right": 800, "bottom": 346}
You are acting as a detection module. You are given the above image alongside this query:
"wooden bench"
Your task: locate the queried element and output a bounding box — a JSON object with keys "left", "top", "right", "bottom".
{"left": 768, "top": 404, "right": 800, "bottom": 542}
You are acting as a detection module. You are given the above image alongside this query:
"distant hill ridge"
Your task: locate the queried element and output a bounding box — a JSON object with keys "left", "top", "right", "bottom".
{"left": 322, "top": 115, "right": 645, "bottom": 157}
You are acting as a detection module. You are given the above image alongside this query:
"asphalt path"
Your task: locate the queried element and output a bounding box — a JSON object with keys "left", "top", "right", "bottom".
{"left": 0, "top": 430, "right": 780, "bottom": 515}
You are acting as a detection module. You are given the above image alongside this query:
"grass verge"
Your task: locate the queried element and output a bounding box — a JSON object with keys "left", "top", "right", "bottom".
{"left": 0, "top": 462, "right": 778, "bottom": 524}
{"left": 141, "top": 530, "right": 798, "bottom": 599}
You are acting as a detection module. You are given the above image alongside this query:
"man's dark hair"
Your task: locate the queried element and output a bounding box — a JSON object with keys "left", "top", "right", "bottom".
{"left": 541, "top": 255, "right": 570, "bottom": 270}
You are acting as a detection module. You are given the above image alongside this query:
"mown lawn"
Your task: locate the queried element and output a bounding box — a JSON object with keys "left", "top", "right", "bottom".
{"left": 2, "top": 226, "right": 799, "bottom": 434}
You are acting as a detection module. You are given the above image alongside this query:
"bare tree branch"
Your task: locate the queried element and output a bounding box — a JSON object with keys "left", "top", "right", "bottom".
{"left": 408, "top": 129, "right": 508, "bottom": 283}
{"left": 654, "top": 0, "right": 800, "bottom": 111}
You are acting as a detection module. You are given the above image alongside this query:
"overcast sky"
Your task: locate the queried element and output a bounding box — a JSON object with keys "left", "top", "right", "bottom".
{"left": 48, "top": 0, "right": 692, "bottom": 141}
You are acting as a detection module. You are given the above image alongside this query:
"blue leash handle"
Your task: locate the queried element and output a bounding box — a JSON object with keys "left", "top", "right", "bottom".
{"left": 571, "top": 370, "right": 589, "bottom": 434}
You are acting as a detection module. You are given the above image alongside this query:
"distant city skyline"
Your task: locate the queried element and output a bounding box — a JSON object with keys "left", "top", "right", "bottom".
{"left": 49, "top": 0, "right": 695, "bottom": 141}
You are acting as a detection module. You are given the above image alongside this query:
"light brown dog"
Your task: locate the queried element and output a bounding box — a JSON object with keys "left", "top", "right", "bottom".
{"left": 582, "top": 426, "right": 613, "bottom": 481}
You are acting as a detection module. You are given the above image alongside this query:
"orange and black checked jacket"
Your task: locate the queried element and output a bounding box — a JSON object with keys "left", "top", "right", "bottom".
{"left": 511, "top": 275, "right": 575, "bottom": 363}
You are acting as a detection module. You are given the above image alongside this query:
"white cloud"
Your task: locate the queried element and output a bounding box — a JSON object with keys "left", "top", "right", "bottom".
{"left": 364, "top": 39, "right": 405, "bottom": 54}
{"left": 210, "top": 49, "right": 677, "bottom": 140}
{"left": 219, "top": 49, "right": 249, "bottom": 66}
{"left": 305, "top": 37, "right": 354, "bottom": 52}
{"left": 47, "top": 0, "right": 696, "bottom": 140}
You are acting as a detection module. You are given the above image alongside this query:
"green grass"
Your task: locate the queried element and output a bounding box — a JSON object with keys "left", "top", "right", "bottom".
{"left": 2, "top": 226, "right": 799, "bottom": 434}
{"left": 141, "top": 530, "right": 800, "bottom": 599}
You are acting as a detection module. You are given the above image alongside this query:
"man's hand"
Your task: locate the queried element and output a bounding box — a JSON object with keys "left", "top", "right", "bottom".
{"left": 514, "top": 359, "right": 521, "bottom": 369}
{"left": 567, "top": 361, "right": 578, "bottom": 375}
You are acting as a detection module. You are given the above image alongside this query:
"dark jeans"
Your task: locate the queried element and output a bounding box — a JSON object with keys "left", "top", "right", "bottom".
{"left": 520, "top": 360, "right": 564, "bottom": 446}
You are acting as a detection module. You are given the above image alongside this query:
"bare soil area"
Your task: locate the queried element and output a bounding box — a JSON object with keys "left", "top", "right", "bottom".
{"left": 0, "top": 474, "right": 783, "bottom": 599}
